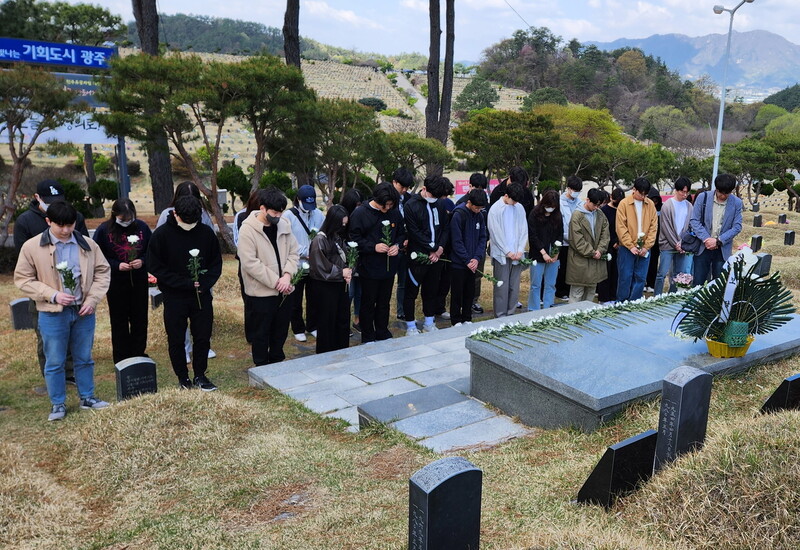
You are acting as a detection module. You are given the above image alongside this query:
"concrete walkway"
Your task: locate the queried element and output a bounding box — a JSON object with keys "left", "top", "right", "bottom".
{"left": 248, "top": 304, "right": 588, "bottom": 453}
{"left": 395, "top": 72, "right": 427, "bottom": 116}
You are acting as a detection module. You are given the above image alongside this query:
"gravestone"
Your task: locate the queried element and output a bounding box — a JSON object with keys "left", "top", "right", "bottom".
{"left": 9, "top": 298, "right": 34, "bottom": 330}
{"left": 753, "top": 214, "right": 762, "bottom": 227}
{"left": 115, "top": 356, "right": 158, "bottom": 401}
{"left": 779, "top": 213, "right": 788, "bottom": 224}
{"left": 577, "top": 429, "right": 657, "bottom": 508}
{"left": 754, "top": 253, "right": 772, "bottom": 277}
{"left": 750, "top": 234, "right": 763, "bottom": 253}
{"left": 408, "top": 457, "right": 482, "bottom": 550}
{"left": 785, "top": 231, "right": 795, "bottom": 246}
{"left": 149, "top": 287, "right": 163, "bottom": 309}
{"left": 654, "top": 366, "right": 712, "bottom": 472}
{"left": 761, "top": 373, "right": 800, "bottom": 414}
{"left": 752, "top": 203, "right": 760, "bottom": 212}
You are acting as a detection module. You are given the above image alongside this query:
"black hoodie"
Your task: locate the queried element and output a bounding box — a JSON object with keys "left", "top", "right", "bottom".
{"left": 13, "top": 200, "right": 88, "bottom": 252}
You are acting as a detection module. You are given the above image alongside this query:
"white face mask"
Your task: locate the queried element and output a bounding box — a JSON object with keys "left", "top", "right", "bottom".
{"left": 424, "top": 196, "right": 438, "bottom": 204}
{"left": 116, "top": 218, "right": 133, "bottom": 227}
{"left": 177, "top": 220, "right": 197, "bottom": 231}
{"left": 545, "top": 207, "right": 555, "bottom": 213}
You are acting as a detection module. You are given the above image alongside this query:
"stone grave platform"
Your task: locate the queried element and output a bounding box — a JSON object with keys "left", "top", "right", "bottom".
{"left": 467, "top": 305, "right": 800, "bottom": 431}
{"left": 249, "top": 304, "right": 595, "bottom": 452}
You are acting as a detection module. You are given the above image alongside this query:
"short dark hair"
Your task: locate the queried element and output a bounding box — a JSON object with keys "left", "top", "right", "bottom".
{"left": 566, "top": 175, "right": 583, "bottom": 192}
{"left": 392, "top": 167, "right": 414, "bottom": 189}
{"left": 466, "top": 188, "right": 487, "bottom": 207}
{"left": 174, "top": 195, "right": 202, "bottom": 224}
{"left": 633, "top": 177, "right": 651, "bottom": 194}
{"left": 611, "top": 187, "right": 625, "bottom": 203}
{"left": 372, "top": 181, "right": 400, "bottom": 207}
{"left": 509, "top": 166, "right": 529, "bottom": 187}
{"left": 469, "top": 173, "right": 488, "bottom": 189}
{"left": 674, "top": 176, "right": 691, "bottom": 192}
{"left": 339, "top": 189, "right": 363, "bottom": 215}
{"left": 587, "top": 188, "right": 604, "bottom": 205}
{"left": 506, "top": 183, "right": 526, "bottom": 203}
{"left": 715, "top": 173, "right": 737, "bottom": 194}
{"left": 46, "top": 200, "right": 77, "bottom": 225}
{"left": 423, "top": 175, "right": 449, "bottom": 199}
{"left": 259, "top": 187, "right": 288, "bottom": 212}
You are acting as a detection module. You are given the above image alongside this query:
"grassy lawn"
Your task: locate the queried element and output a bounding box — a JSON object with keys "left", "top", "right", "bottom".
{"left": 1, "top": 204, "right": 799, "bottom": 549}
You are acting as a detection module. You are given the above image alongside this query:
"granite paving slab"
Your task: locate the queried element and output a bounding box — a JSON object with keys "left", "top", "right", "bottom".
{"left": 419, "top": 415, "right": 531, "bottom": 453}
{"left": 392, "top": 400, "right": 497, "bottom": 440}
{"left": 337, "top": 377, "right": 422, "bottom": 403}
{"left": 408, "top": 363, "right": 470, "bottom": 387}
{"left": 358, "top": 384, "right": 469, "bottom": 426}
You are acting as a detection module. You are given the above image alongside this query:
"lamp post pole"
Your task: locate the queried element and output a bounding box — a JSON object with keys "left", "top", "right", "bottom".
{"left": 711, "top": 0, "right": 755, "bottom": 188}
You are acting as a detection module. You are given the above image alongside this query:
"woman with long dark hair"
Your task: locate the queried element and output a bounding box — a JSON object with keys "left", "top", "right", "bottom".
{"left": 308, "top": 205, "right": 353, "bottom": 353}
{"left": 527, "top": 189, "right": 564, "bottom": 310}
{"left": 93, "top": 198, "right": 152, "bottom": 363}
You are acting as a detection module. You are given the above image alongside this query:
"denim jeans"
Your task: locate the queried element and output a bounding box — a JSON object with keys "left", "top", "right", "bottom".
{"left": 693, "top": 249, "right": 724, "bottom": 286}
{"left": 616, "top": 247, "right": 649, "bottom": 302}
{"left": 528, "top": 260, "right": 559, "bottom": 310}
{"left": 654, "top": 250, "right": 693, "bottom": 295}
{"left": 39, "top": 308, "right": 96, "bottom": 405}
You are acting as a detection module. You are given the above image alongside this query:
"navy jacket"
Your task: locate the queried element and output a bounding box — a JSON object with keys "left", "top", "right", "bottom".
{"left": 449, "top": 203, "right": 487, "bottom": 269}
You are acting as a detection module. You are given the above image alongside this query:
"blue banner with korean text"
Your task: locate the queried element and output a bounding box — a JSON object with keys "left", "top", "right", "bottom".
{"left": 0, "top": 37, "right": 114, "bottom": 69}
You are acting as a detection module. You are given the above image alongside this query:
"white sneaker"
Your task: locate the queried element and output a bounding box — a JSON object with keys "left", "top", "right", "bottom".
{"left": 294, "top": 333, "right": 307, "bottom": 342}
{"left": 406, "top": 327, "right": 420, "bottom": 336}
{"left": 310, "top": 330, "right": 317, "bottom": 338}
{"left": 207, "top": 349, "right": 217, "bottom": 359}
{"left": 438, "top": 312, "right": 451, "bottom": 320}
{"left": 186, "top": 354, "right": 191, "bottom": 364}
{"left": 453, "top": 322, "right": 463, "bottom": 327}
{"left": 422, "top": 323, "right": 439, "bottom": 333}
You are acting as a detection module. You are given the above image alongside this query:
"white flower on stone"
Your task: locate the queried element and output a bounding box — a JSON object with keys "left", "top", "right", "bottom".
{"left": 382, "top": 220, "right": 390, "bottom": 226}
{"left": 189, "top": 249, "right": 200, "bottom": 257}
{"left": 127, "top": 235, "right": 139, "bottom": 244}
{"left": 347, "top": 241, "right": 358, "bottom": 248}
{"left": 496, "top": 280, "right": 504, "bottom": 287}
{"left": 55, "top": 261, "right": 68, "bottom": 270}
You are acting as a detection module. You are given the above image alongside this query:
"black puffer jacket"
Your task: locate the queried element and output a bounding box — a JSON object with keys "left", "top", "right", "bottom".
{"left": 13, "top": 201, "right": 88, "bottom": 252}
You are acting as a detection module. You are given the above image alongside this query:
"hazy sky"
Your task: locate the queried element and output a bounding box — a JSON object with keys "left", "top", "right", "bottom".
{"left": 88, "top": 0, "right": 795, "bottom": 62}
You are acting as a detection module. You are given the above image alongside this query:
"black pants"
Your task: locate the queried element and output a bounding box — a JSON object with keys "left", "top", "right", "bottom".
{"left": 597, "top": 247, "right": 619, "bottom": 302}
{"left": 246, "top": 294, "right": 292, "bottom": 365}
{"left": 360, "top": 277, "right": 394, "bottom": 343}
{"left": 314, "top": 280, "right": 350, "bottom": 353}
{"left": 450, "top": 267, "right": 475, "bottom": 325}
{"left": 107, "top": 276, "right": 149, "bottom": 364}
{"left": 163, "top": 292, "right": 213, "bottom": 380}
{"left": 556, "top": 256, "right": 570, "bottom": 298}
{"left": 403, "top": 260, "right": 444, "bottom": 321}
{"left": 291, "top": 276, "right": 317, "bottom": 334}
{"left": 435, "top": 260, "right": 451, "bottom": 315}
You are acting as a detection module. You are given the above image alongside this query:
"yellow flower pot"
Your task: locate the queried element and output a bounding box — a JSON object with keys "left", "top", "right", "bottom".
{"left": 705, "top": 336, "right": 754, "bottom": 358}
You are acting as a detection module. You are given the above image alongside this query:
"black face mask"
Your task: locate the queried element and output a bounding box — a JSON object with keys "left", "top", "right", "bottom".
{"left": 266, "top": 214, "right": 281, "bottom": 226}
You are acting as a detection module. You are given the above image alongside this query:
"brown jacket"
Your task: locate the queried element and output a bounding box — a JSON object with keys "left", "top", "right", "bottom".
{"left": 616, "top": 194, "right": 658, "bottom": 251}
{"left": 14, "top": 230, "right": 110, "bottom": 312}
{"left": 237, "top": 211, "right": 299, "bottom": 297}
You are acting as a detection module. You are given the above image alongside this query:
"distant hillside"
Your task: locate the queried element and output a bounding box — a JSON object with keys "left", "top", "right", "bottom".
{"left": 125, "top": 13, "right": 427, "bottom": 69}
{"left": 590, "top": 30, "right": 800, "bottom": 89}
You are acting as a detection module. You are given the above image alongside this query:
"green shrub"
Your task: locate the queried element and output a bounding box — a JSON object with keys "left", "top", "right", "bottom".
{"left": 0, "top": 246, "right": 19, "bottom": 274}
{"left": 358, "top": 97, "right": 388, "bottom": 112}
{"left": 218, "top": 162, "right": 250, "bottom": 208}
{"left": 88, "top": 179, "right": 118, "bottom": 203}
{"left": 537, "top": 179, "right": 561, "bottom": 195}
{"left": 759, "top": 182, "right": 775, "bottom": 196}
{"left": 379, "top": 108, "right": 411, "bottom": 119}
{"left": 259, "top": 171, "right": 292, "bottom": 193}
{"left": 58, "top": 178, "right": 92, "bottom": 218}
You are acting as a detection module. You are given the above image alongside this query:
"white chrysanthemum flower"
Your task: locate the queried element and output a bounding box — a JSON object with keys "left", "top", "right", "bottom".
{"left": 188, "top": 249, "right": 199, "bottom": 257}
{"left": 381, "top": 220, "right": 390, "bottom": 226}
{"left": 637, "top": 232, "right": 645, "bottom": 238}
{"left": 410, "top": 252, "right": 418, "bottom": 260}
{"left": 55, "top": 261, "right": 68, "bottom": 270}
{"left": 554, "top": 240, "right": 562, "bottom": 247}
{"left": 496, "top": 280, "right": 504, "bottom": 287}
{"left": 301, "top": 261, "right": 310, "bottom": 270}
{"left": 127, "top": 235, "right": 139, "bottom": 244}
{"left": 347, "top": 241, "right": 358, "bottom": 248}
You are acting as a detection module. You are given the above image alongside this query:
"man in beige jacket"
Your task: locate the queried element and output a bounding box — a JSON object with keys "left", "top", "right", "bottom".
{"left": 616, "top": 177, "right": 658, "bottom": 302}
{"left": 237, "top": 188, "right": 300, "bottom": 365}
{"left": 15, "top": 201, "right": 110, "bottom": 421}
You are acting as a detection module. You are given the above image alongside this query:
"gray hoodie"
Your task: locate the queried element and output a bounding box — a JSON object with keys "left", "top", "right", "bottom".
{"left": 560, "top": 191, "right": 582, "bottom": 244}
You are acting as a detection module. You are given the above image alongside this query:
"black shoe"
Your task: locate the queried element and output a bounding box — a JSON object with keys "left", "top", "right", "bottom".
{"left": 193, "top": 375, "right": 217, "bottom": 392}
{"left": 65, "top": 376, "right": 77, "bottom": 386}
{"left": 471, "top": 303, "right": 484, "bottom": 314}
{"left": 179, "top": 378, "right": 193, "bottom": 390}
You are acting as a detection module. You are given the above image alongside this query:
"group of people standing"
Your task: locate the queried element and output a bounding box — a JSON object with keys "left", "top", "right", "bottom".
{"left": 13, "top": 170, "right": 743, "bottom": 421}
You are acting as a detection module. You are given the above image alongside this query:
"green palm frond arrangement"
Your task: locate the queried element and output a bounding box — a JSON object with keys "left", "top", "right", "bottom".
{"left": 674, "top": 258, "right": 795, "bottom": 342}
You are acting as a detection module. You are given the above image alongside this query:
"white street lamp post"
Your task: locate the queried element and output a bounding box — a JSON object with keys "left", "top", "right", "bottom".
{"left": 711, "top": 0, "right": 755, "bottom": 188}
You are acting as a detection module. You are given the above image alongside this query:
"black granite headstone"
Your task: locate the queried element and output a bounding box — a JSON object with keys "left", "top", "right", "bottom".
{"left": 753, "top": 214, "right": 762, "bottom": 227}
{"left": 9, "top": 298, "right": 34, "bottom": 330}
{"left": 577, "top": 429, "right": 657, "bottom": 508}
{"left": 408, "top": 457, "right": 482, "bottom": 550}
{"left": 785, "top": 231, "right": 795, "bottom": 246}
{"left": 754, "top": 253, "right": 772, "bottom": 277}
{"left": 750, "top": 234, "right": 762, "bottom": 253}
{"left": 654, "top": 366, "right": 712, "bottom": 471}
{"left": 115, "top": 356, "right": 158, "bottom": 401}
{"left": 779, "top": 213, "right": 788, "bottom": 224}
{"left": 149, "top": 287, "right": 163, "bottom": 309}
{"left": 761, "top": 373, "right": 800, "bottom": 414}
{"left": 752, "top": 203, "right": 760, "bottom": 212}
